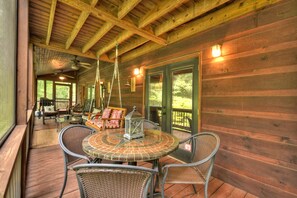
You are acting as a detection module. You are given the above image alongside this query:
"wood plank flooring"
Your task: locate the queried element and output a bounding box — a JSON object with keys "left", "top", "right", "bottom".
{"left": 25, "top": 118, "right": 258, "bottom": 198}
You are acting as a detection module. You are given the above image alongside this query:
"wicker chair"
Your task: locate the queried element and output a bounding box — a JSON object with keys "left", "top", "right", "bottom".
{"left": 160, "top": 132, "right": 220, "bottom": 198}
{"left": 73, "top": 164, "right": 158, "bottom": 198}
{"left": 58, "top": 125, "right": 97, "bottom": 198}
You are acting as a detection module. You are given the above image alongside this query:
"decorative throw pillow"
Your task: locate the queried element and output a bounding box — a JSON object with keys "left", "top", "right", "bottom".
{"left": 108, "top": 109, "right": 122, "bottom": 127}
{"left": 44, "top": 105, "right": 55, "bottom": 112}
{"left": 102, "top": 108, "right": 112, "bottom": 119}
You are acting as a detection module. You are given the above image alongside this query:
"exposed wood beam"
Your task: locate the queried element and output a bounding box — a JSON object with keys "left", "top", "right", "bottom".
{"left": 139, "top": 0, "right": 189, "bottom": 28}
{"left": 99, "top": 0, "right": 188, "bottom": 57}
{"left": 120, "top": 0, "right": 281, "bottom": 62}
{"left": 118, "top": 0, "right": 141, "bottom": 19}
{"left": 46, "top": 0, "right": 57, "bottom": 45}
{"left": 82, "top": 23, "right": 114, "bottom": 53}
{"left": 106, "top": 36, "right": 147, "bottom": 59}
{"left": 65, "top": 0, "right": 98, "bottom": 50}
{"left": 109, "top": 0, "right": 232, "bottom": 59}
{"left": 154, "top": 0, "right": 232, "bottom": 36}
{"left": 58, "top": 0, "right": 166, "bottom": 45}
{"left": 97, "top": 30, "right": 135, "bottom": 57}
{"left": 31, "top": 36, "right": 113, "bottom": 62}
{"left": 82, "top": 0, "right": 141, "bottom": 53}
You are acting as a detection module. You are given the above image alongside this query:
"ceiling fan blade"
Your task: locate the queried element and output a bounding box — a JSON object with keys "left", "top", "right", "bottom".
{"left": 80, "top": 64, "right": 92, "bottom": 69}
{"left": 79, "top": 62, "right": 91, "bottom": 66}
{"left": 64, "top": 74, "right": 75, "bottom": 79}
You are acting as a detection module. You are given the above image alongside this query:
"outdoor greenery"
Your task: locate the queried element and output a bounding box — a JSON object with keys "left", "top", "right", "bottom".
{"left": 149, "top": 72, "right": 192, "bottom": 109}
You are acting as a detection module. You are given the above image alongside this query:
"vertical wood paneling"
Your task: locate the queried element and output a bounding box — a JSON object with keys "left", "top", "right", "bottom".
{"left": 82, "top": 1, "right": 297, "bottom": 197}
{"left": 6, "top": 150, "right": 22, "bottom": 198}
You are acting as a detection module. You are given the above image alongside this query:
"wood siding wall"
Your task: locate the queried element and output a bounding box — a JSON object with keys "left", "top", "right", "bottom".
{"left": 81, "top": 1, "right": 297, "bottom": 197}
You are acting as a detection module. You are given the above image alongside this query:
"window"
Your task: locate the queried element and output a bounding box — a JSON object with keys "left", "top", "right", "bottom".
{"left": 37, "top": 80, "right": 45, "bottom": 100}
{"left": 87, "top": 85, "right": 95, "bottom": 100}
{"left": 0, "top": 0, "right": 17, "bottom": 145}
{"left": 46, "top": 80, "right": 53, "bottom": 99}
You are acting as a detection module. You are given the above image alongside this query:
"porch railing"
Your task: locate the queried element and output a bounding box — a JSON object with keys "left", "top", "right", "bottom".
{"left": 150, "top": 106, "right": 192, "bottom": 132}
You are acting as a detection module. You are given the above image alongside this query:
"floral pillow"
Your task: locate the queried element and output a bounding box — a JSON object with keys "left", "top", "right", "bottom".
{"left": 102, "top": 108, "right": 112, "bottom": 119}
{"left": 106, "top": 110, "right": 122, "bottom": 128}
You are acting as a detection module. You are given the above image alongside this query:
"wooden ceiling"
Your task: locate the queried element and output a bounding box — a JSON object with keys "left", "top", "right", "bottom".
{"left": 29, "top": 0, "right": 279, "bottom": 75}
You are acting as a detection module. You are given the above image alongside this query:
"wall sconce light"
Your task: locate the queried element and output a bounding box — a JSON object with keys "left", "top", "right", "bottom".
{"left": 133, "top": 68, "right": 140, "bottom": 76}
{"left": 212, "top": 44, "right": 221, "bottom": 57}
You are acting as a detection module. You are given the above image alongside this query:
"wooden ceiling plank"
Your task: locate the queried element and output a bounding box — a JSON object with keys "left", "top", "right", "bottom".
{"left": 81, "top": 0, "right": 141, "bottom": 53}
{"left": 31, "top": 36, "right": 113, "bottom": 62}
{"left": 58, "top": 0, "right": 166, "bottom": 45}
{"left": 121, "top": 0, "right": 281, "bottom": 63}
{"left": 46, "top": 0, "right": 57, "bottom": 45}
{"left": 139, "top": 0, "right": 189, "bottom": 28}
{"left": 65, "top": 0, "right": 98, "bottom": 50}
{"left": 110, "top": 0, "right": 231, "bottom": 59}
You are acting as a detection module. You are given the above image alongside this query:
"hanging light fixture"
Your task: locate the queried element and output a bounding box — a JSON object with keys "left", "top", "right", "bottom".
{"left": 59, "top": 75, "right": 66, "bottom": 80}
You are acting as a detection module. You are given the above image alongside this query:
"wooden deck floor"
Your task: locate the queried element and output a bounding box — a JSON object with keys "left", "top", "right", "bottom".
{"left": 25, "top": 118, "right": 258, "bottom": 198}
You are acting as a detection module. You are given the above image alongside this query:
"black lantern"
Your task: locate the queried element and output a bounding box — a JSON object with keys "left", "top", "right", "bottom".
{"left": 124, "top": 106, "right": 144, "bottom": 140}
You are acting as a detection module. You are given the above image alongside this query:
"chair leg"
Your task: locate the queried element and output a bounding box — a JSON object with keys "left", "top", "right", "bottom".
{"left": 192, "top": 184, "right": 197, "bottom": 194}
{"left": 204, "top": 183, "right": 208, "bottom": 198}
{"left": 59, "top": 168, "right": 68, "bottom": 198}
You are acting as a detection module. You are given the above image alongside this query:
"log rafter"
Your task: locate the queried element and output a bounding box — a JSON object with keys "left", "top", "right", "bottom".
{"left": 46, "top": 0, "right": 57, "bottom": 45}
{"left": 58, "top": 0, "right": 167, "bottom": 46}
{"left": 97, "top": 0, "right": 189, "bottom": 57}
{"left": 65, "top": 0, "right": 98, "bottom": 50}
{"left": 109, "top": 0, "right": 232, "bottom": 59}
{"left": 81, "top": 0, "right": 141, "bottom": 53}
{"left": 120, "top": 0, "right": 281, "bottom": 62}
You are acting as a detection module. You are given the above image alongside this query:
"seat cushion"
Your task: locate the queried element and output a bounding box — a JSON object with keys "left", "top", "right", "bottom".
{"left": 164, "top": 166, "right": 206, "bottom": 184}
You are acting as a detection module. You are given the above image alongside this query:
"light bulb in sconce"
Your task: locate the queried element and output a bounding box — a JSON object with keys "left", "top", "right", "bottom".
{"left": 212, "top": 44, "right": 221, "bottom": 57}
{"left": 133, "top": 68, "right": 140, "bottom": 76}
{"left": 59, "top": 75, "right": 66, "bottom": 80}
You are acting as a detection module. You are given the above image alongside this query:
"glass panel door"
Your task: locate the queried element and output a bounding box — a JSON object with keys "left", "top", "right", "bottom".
{"left": 147, "top": 72, "right": 163, "bottom": 128}
{"left": 146, "top": 58, "right": 199, "bottom": 161}
{"left": 171, "top": 68, "right": 193, "bottom": 153}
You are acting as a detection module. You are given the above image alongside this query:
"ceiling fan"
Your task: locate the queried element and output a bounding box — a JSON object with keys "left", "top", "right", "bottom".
{"left": 71, "top": 55, "right": 91, "bottom": 70}
{"left": 53, "top": 70, "right": 75, "bottom": 80}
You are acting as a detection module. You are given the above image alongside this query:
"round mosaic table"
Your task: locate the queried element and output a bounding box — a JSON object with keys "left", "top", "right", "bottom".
{"left": 82, "top": 128, "right": 179, "bottom": 162}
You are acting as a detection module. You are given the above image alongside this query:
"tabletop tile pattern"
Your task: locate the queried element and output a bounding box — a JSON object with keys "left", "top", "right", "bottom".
{"left": 83, "top": 129, "right": 179, "bottom": 162}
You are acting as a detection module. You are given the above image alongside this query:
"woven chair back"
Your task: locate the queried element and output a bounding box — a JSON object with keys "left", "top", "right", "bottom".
{"left": 191, "top": 133, "right": 220, "bottom": 180}
{"left": 60, "top": 125, "right": 94, "bottom": 164}
{"left": 74, "top": 164, "right": 156, "bottom": 198}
